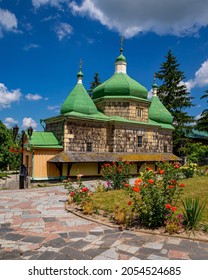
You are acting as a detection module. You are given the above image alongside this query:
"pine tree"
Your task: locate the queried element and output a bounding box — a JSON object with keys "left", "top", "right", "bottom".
{"left": 196, "top": 90, "right": 208, "bottom": 132}
{"left": 88, "top": 72, "right": 101, "bottom": 96}
{"left": 155, "top": 50, "right": 194, "bottom": 155}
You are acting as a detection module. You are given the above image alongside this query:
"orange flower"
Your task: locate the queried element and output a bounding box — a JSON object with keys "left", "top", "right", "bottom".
{"left": 171, "top": 206, "right": 177, "bottom": 212}
{"left": 148, "top": 179, "right": 154, "bottom": 184}
{"left": 169, "top": 185, "right": 174, "bottom": 189}
{"left": 128, "top": 201, "right": 132, "bottom": 206}
{"left": 132, "top": 186, "right": 140, "bottom": 193}
{"left": 179, "top": 183, "right": 185, "bottom": 187}
{"left": 124, "top": 183, "right": 130, "bottom": 188}
{"left": 135, "top": 178, "right": 142, "bottom": 184}
{"left": 170, "top": 179, "right": 177, "bottom": 185}
{"left": 165, "top": 204, "right": 171, "bottom": 209}
{"left": 159, "top": 169, "right": 165, "bottom": 174}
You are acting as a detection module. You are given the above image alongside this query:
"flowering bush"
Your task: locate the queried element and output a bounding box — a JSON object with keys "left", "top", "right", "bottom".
{"left": 126, "top": 162, "right": 185, "bottom": 228}
{"left": 63, "top": 174, "right": 90, "bottom": 205}
{"left": 165, "top": 214, "right": 184, "bottom": 234}
{"left": 100, "top": 159, "right": 134, "bottom": 189}
{"left": 180, "top": 162, "right": 197, "bottom": 178}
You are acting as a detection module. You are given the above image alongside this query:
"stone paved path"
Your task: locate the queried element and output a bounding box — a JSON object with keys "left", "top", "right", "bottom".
{"left": 0, "top": 186, "right": 208, "bottom": 260}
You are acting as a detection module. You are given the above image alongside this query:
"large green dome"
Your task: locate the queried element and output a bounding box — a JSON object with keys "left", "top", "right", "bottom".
{"left": 92, "top": 72, "right": 148, "bottom": 100}
{"left": 61, "top": 71, "right": 98, "bottom": 115}
{"left": 149, "top": 95, "right": 173, "bottom": 124}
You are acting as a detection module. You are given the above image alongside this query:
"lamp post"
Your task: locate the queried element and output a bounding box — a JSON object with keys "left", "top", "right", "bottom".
{"left": 12, "top": 125, "right": 33, "bottom": 189}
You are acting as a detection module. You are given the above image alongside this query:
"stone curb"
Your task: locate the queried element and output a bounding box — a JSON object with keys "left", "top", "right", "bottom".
{"left": 65, "top": 202, "right": 208, "bottom": 243}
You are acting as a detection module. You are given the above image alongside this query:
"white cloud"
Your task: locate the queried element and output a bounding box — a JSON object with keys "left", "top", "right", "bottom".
{"left": 32, "top": 0, "right": 66, "bottom": 8}
{"left": 0, "top": 83, "right": 21, "bottom": 110}
{"left": 23, "top": 44, "right": 40, "bottom": 51}
{"left": 54, "top": 22, "right": 73, "bottom": 40}
{"left": 69, "top": 0, "right": 208, "bottom": 38}
{"left": 22, "top": 117, "right": 38, "bottom": 129}
{"left": 184, "top": 59, "right": 208, "bottom": 91}
{"left": 4, "top": 117, "right": 18, "bottom": 128}
{"left": 48, "top": 105, "right": 60, "bottom": 110}
{"left": 0, "top": 8, "right": 18, "bottom": 37}
{"left": 25, "top": 93, "right": 43, "bottom": 101}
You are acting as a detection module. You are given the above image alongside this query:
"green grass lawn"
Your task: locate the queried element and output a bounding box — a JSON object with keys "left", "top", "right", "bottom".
{"left": 91, "top": 176, "right": 208, "bottom": 225}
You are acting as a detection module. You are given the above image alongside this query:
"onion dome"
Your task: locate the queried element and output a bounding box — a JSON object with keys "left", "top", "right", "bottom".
{"left": 148, "top": 79, "right": 173, "bottom": 124}
{"left": 92, "top": 49, "right": 148, "bottom": 100}
{"left": 60, "top": 68, "right": 98, "bottom": 115}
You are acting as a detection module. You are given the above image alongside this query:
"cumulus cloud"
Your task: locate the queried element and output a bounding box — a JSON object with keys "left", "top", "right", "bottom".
{"left": 0, "top": 8, "right": 18, "bottom": 37}
{"left": 54, "top": 22, "right": 73, "bottom": 40}
{"left": 22, "top": 117, "right": 38, "bottom": 129}
{"left": 184, "top": 59, "right": 208, "bottom": 91}
{"left": 32, "top": 0, "right": 66, "bottom": 8}
{"left": 25, "top": 93, "right": 43, "bottom": 101}
{"left": 69, "top": 0, "right": 208, "bottom": 37}
{"left": 23, "top": 44, "right": 40, "bottom": 51}
{"left": 0, "top": 83, "right": 21, "bottom": 110}
{"left": 4, "top": 117, "right": 18, "bottom": 128}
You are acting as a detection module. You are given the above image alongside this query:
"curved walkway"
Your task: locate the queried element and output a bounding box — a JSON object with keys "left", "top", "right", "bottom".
{"left": 0, "top": 186, "right": 207, "bottom": 260}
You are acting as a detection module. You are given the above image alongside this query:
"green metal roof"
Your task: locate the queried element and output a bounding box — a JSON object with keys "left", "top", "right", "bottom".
{"left": 28, "top": 131, "right": 63, "bottom": 149}
{"left": 185, "top": 129, "right": 208, "bottom": 139}
{"left": 92, "top": 72, "right": 148, "bottom": 100}
{"left": 148, "top": 95, "right": 173, "bottom": 124}
{"left": 116, "top": 53, "right": 126, "bottom": 62}
{"left": 60, "top": 83, "right": 98, "bottom": 115}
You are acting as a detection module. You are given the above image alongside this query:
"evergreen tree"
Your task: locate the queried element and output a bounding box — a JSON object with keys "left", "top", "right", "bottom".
{"left": 155, "top": 50, "right": 194, "bottom": 155}
{"left": 196, "top": 90, "right": 208, "bottom": 132}
{"left": 88, "top": 72, "right": 101, "bottom": 96}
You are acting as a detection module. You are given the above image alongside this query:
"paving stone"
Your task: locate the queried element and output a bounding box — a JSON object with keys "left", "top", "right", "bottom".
{"left": 68, "top": 239, "right": 90, "bottom": 249}
{"left": 143, "top": 242, "right": 163, "bottom": 250}
{"left": 60, "top": 246, "right": 91, "bottom": 260}
{"left": 0, "top": 223, "right": 11, "bottom": 228}
{"left": 3, "top": 233, "right": 25, "bottom": 241}
{"left": 37, "top": 251, "right": 61, "bottom": 260}
{"left": 84, "top": 248, "right": 106, "bottom": 258}
{"left": 148, "top": 254, "right": 169, "bottom": 260}
{"left": 44, "top": 237, "right": 67, "bottom": 248}
{"left": 100, "top": 248, "right": 118, "bottom": 259}
{"left": 89, "top": 229, "right": 104, "bottom": 236}
{"left": 22, "top": 236, "right": 45, "bottom": 244}
{"left": 43, "top": 217, "right": 58, "bottom": 222}
{"left": 68, "top": 232, "right": 87, "bottom": 239}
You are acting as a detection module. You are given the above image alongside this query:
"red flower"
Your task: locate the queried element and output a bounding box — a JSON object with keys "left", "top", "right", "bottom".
{"left": 169, "top": 185, "right": 174, "bottom": 189}
{"left": 148, "top": 179, "right": 154, "bottom": 184}
{"left": 171, "top": 206, "right": 177, "bottom": 212}
{"left": 70, "top": 192, "right": 75, "bottom": 197}
{"left": 159, "top": 169, "right": 165, "bottom": 174}
{"left": 124, "top": 183, "right": 130, "bottom": 188}
{"left": 81, "top": 187, "right": 89, "bottom": 192}
{"left": 146, "top": 166, "right": 152, "bottom": 171}
{"left": 165, "top": 204, "right": 171, "bottom": 209}
{"left": 170, "top": 179, "right": 177, "bottom": 185}
{"left": 179, "top": 183, "right": 185, "bottom": 187}
{"left": 132, "top": 186, "right": 140, "bottom": 193}
{"left": 128, "top": 201, "right": 132, "bottom": 206}
{"left": 174, "top": 164, "right": 180, "bottom": 169}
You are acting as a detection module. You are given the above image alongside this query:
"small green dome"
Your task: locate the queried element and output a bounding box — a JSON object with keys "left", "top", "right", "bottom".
{"left": 149, "top": 96, "right": 173, "bottom": 124}
{"left": 61, "top": 73, "right": 98, "bottom": 115}
{"left": 92, "top": 73, "right": 148, "bottom": 99}
{"left": 116, "top": 53, "right": 126, "bottom": 62}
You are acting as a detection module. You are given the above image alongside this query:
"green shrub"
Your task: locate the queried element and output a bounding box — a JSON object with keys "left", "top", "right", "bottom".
{"left": 182, "top": 197, "right": 206, "bottom": 230}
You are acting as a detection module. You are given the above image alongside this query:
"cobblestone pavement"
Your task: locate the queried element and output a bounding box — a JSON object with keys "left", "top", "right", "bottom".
{"left": 0, "top": 186, "right": 208, "bottom": 260}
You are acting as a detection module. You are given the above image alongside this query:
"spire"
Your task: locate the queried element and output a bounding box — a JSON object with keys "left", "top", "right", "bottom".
{"left": 152, "top": 74, "right": 158, "bottom": 96}
{"left": 115, "top": 36, "right": 127, "bottom": 74}
{"left": 77, "top": 59, "right": 83, "bottom": 84}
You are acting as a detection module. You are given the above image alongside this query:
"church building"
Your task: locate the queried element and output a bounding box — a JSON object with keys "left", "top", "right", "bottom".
{"left": 23, "top": 47, "right": 180, "bottom": 181}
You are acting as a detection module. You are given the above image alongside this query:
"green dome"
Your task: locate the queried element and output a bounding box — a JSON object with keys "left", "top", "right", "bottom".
{"left": 149, "top": 96, "right": 173, "bottom": 124}
{"left": 116, "top": 53, "right": 126, "bottom": 62}
{"left": 92, "top": 72, "right": 148, "bottom": 99}
{"left": 61, "top": 81, "right": 98, "bottom": 115}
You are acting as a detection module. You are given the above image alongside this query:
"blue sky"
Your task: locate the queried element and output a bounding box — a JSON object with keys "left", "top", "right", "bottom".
{"left": 0, "top": 0, "right": 208, "bottom": 131}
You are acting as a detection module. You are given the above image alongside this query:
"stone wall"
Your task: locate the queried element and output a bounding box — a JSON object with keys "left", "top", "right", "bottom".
{"left": 64, "top": 121, "right": 108, "bottom": 152}
{"left": 46, "top": 121, "right": 64, "bottom": 143}
{"left": 112, "top": 125, "right": 172, "bottom": 153}
{"left": 95, "top": 99, "right": 149, "bottom": 122}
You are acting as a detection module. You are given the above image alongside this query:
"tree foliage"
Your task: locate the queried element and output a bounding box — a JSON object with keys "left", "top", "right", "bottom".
{"left": 196, "top": 90, "right": 208, "bottom": 132}
{"left": 88, "top": 72, "right": 101, "bottom": 96}
{"left": 0, "top": 120, "right": 20, "bottom": 170}
{"left": 155, "top": 50, "right": 194, "bottom": 155}
{"left": 180, "top": 142, "right": 208, "bottom": 164}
